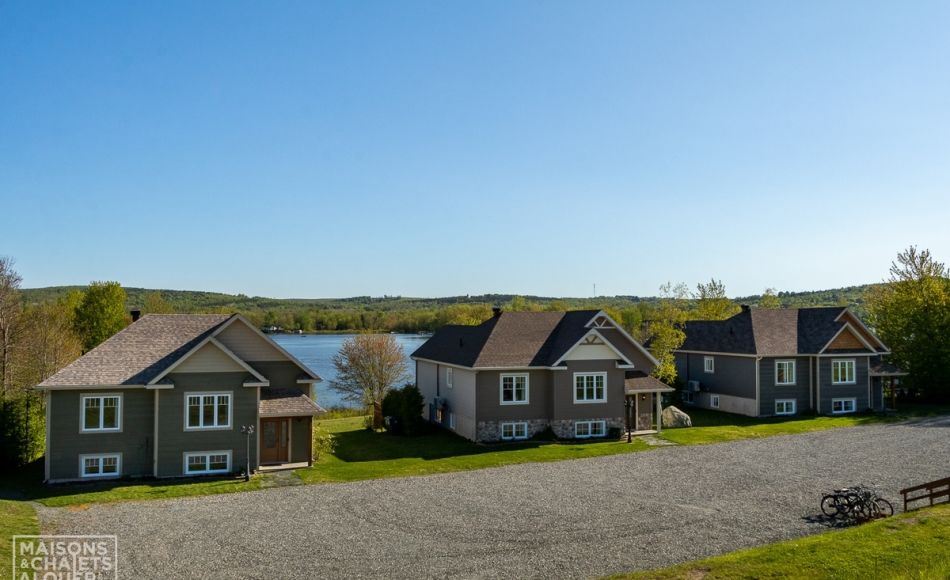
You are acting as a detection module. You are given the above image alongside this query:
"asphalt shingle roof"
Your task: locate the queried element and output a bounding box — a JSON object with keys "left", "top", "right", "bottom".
{"left": 38, "top": 314, "right": 234, "bottom": 387}
{"left": 679, "top": 307, "right": 886, "bottom": 356}
{"left": 259, "top": 388, "right": 325, "bottom": 416}
{"left": 411, "top": 310, "right": 607, "bottom": 368}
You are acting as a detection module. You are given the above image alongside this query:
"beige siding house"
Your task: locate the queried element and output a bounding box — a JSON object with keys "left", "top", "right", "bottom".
{"left": 37, "top": 313, "right": 323, "bottom": 483}
{"left": 412, "top": 309, "right": 671, "bottom": 442}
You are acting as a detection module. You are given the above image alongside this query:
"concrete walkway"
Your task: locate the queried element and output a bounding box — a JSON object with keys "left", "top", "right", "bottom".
{"left": 39, "top": 416, "right": 950, "bottom": 579}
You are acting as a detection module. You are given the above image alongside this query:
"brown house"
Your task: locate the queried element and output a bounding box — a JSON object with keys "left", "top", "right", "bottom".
{"left": 410, "top": 309, "right": 671, "bottom": 442}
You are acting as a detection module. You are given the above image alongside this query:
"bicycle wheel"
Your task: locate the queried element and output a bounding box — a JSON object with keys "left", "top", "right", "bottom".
{"left": 874, "top": 498, "right": 894, "bottom": 517}
{"left": 821, "top": 495, "right": 839, "bottom": 517}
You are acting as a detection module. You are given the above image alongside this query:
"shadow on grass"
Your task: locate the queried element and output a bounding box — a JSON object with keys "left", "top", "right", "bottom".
{"left": 0, "top": 458, "right": 250, "bottom": 503}
{"left": 331, "top": 426, "right": 601, "bottom": 463}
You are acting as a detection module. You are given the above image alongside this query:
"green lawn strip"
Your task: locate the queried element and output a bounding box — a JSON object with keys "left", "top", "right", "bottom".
{"left": 610, "top": 503, "right": 950, "bottom": 580}
{"left": 0, "top": 499, "right": 39, "bottom": 567}
{"left": 297, "top": 416, "right": 653, "bottom": 484}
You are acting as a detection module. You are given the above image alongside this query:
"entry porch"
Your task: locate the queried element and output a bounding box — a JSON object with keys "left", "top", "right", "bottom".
{"left": 258, "top": 388, "right": 325, "bottom": 469}
{"left": 623, "top": 371, "right": 675, "bottom": 436}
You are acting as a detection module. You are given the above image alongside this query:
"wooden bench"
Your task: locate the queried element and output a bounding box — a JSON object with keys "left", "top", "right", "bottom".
{"left": 899, "top": 477, "right": 950, "bottom": 512}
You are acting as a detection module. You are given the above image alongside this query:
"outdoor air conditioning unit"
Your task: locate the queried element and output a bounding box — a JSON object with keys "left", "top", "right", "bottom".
{"left": 687, "top": 380, "right": 701, "bottom": 392}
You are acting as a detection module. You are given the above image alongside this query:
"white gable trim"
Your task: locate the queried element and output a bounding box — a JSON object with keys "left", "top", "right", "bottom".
{"left": 834, "top": 310, "right": 888, "bottom": 351}
{"left": 551, "top": 329, "right": 634, "bottom": 367}
{"left": 147, "top": 326, "right": 268, "bottom": 384}
{"left": 586, "top": 310, "right": 660, "bottom": 367}
{"left": 818, "top": 323, "right": 878, "bottom": 354}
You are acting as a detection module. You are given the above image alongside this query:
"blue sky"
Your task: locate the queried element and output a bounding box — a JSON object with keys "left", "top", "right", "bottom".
{"left": 2, "top": 1, "right": 948, "bottom": 299}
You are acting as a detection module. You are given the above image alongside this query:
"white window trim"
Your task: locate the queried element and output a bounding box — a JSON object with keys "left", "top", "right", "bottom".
{"left": 574, "top": 420, "right": 607, "bottom": 439}
{"left": 499, "top": 373, "right": 529, "bottom": 406}
{"left": 704, "top": 356, "right": 715, "bottom": 373}
{"left": 183, "top": 450, "right": 232, "bottom": 475}
{"left": 573, "top": 372, "right": 608, "bottom": 404}
{"left": 500, "top": 421, "right": 528, "bottom": 441}
{"left": 831, "top": 359, "right": 857, "bottom": 385}
{"left": 184, "top": 392, "right": 233, "bottom": 431}
{"left": 78, "top": 453, "right": 122, "bottom": 478}
{"left": 446, "top": 367, "right": 453, "bottom": 389}
{"left": 79, "top": 393, "right": 123, "bottom": 433}
{"left": 448, "top": 412, "right": 456, "bottom": 430}
{"left": 775, "top": 360, "right": 797, "bottom": 386}
{"left": 831, "top": 398, "right": 857, "bottom": 414}
{"left": 711, "top": 395, "right": 720, "bottom": 409}
{"left": 775, "top": 399, "right": 796, "bottom": 415}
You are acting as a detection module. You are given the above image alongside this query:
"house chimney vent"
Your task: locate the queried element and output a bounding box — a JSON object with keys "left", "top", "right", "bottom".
{"left": 130, "top": 309, "right": 142, "bottom": 322}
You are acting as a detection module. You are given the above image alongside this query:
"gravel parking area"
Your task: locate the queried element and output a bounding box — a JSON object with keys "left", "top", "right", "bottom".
{"left": 39, "top": 416, "right": 950, "bottom": 579}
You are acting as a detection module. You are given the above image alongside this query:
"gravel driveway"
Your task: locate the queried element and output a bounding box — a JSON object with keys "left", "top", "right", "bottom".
{"left": 39, "top": 416, "right": 950, "bottom": 579}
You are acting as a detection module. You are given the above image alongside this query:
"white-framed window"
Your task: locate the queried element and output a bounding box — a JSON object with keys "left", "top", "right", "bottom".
{"left": 79, "top": 453, "right": 121, "bottom": 478}
{"left": 575, "top": 420, "right": 607, "bottom": 439}
{"left": 574, "top": 372, "right": 607, "bottom": 403}
{"left": 775, "top": 399, "right": 796, "bottom": 415}
{"left": 831, "top": 359, "right": 856, "bottom": 385}
{"left": 682, "top": 390, "right": 694, "bottom": 404}
{"left": 185, "top": 392, "right": 232, "bottom": 430}
{"left": 448, "top": 412, "right": 456, "bottom": 430}
{"left": 446, "top": 367, "right": 453, "bottom": 388}
{"left": 500, "top": 374, "right": 529, "bottom": 405}
{"left": 711, "top": 395, "right": 720, "bottom": 408}
{"left": 832, "top": 398, "right": 856, "bottom": 414}
{"left": 500, "top": 422, "right": 528, "bottom": 440}
{"left": 704, "top": 356, "right": 715, "bottom": 373}
{"left": 775, "top": 360, "right": 796, "bottom": 385}
{"left": 183, "top": 450, "right": 232, "bottom": 475}
{"left": 80, "top": 394, "right": 122, "bottom": 433}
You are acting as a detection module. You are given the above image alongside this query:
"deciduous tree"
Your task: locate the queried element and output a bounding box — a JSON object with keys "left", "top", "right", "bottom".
{"left": 647, "top": 282, "right": 689, "bottom": 384}
{"left": 73, "top": 281, "right": 129, "bottom": 351}
{"left": 330, "top": 335, "right": 408, "bottom": 428}
{"left": 694, "top": 278, "right": 740, "bottom": 320}
{"left": 758, "top": 288, "right": 782, "bottom": 309}
{"left": 866, "top": 246, "right": 950, "bottom": 401}
{"left": 0, "top": 257, "right": 23, "bottom": 394}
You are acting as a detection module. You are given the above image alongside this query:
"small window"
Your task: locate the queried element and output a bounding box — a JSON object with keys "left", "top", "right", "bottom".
{"left": 574, "top": 373, "right": 607, "bottom": 403}
{"left": 500, "top": 422, "right": 528, "bottom": 440}
{"left": 446, "top": 367, "right": 453, "bottom": 389}
{"left": 80, "top": 394, "right": 121, "bottom": 432}
{"left": 775, "top": 360, "right": 796, "bottom": 385}
{"left": 832, "top": 398, "right": 856, "bottom": 414}
{"left": 500, "top": 374, "right": 529, "bottom": 405}
{"left": 704, "top": 356, "right": 715, "bottom": 373}
{"left": 831, "top": 360, "right": 856, "bottom": 385}
{"left": 183, "top": 450, "right": 232, "bottom": 475}
{"left": 775, "top": 399, "right": 796, "bottom": 415}
{"left": 711, "top": 395, "right": 720, "bottom": 409}
{"left": 185, "top": 393, "right": 232, "bottom": 430}
{"left": 575, "top": 420, "right": 606, "bottom": 439}
{"left": 682, "top": 390, "right": 694, "bottom": 404}
{"left": 80, "top": 453, "right": 121, "bottom": 478}
{"left": 448, "top": 412, "right": 456, "bottom": 430}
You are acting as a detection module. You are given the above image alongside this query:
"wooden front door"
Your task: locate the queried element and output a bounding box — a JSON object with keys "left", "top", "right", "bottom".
{"left": 260, "top": 418, "right": 289, "bottom": 464}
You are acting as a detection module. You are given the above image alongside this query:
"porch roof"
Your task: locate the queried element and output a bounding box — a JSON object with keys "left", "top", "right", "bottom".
{"left": 869, "top": 361, "right": 907, "bottom": 377}
{"left": 624, "top": 371, "right": 675, "bottom": 394}
{"left": 259, "top": 388, "right": 326, "bottom": 417}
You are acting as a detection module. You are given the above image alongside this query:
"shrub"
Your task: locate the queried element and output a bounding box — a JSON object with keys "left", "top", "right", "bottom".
{"left": 381, "top": 383, "right": 425, "bottom": 436}
{"left": 311, "top": 424, "right": 336, "bottom": 460}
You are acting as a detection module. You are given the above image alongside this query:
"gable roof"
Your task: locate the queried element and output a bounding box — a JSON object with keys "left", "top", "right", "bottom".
{"left": 677, "top": 306, "right": 888, "bottom": 356}
{"left": 38, "top": 313, "right": 321, "bottom": 388}
{"left": 39, "top": 314, "right": 233, "bottom": 387}
{"left": 411, "top": 310, "right": 655, "bottom": 369}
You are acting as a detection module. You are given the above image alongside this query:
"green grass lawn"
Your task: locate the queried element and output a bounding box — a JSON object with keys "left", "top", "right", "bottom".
{"left": 297, "top": 416, "right": 653, "bottom": 483}
{"left": 0, "top": 499, "right": 39, "bottom": 568}
{"left": 611, "top": 503, "right": 950, "bottom": 580}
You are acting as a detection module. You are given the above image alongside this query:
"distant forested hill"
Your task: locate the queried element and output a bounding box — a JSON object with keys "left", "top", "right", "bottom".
{"left": 19, "top": 283, "right": 881, "bottom": 333}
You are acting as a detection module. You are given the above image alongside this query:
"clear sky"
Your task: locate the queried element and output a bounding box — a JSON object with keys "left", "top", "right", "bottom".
{"left": 2, "top": 1, "right": 948, "bottom": 299}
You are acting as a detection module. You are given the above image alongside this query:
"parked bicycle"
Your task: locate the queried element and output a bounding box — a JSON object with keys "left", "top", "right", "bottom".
{"left": 820, "top": 485, "right": 894, "bottom": 523}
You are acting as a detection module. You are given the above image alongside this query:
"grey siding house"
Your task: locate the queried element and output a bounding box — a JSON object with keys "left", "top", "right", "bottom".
{"left": 411, "top": 309, "right": 672, "bottom": 442}
{"left": 37, "top": 314, "right": 323, "bottom": 483}
{"left": 674, "top": 306, "right": 902, "bottom": 418}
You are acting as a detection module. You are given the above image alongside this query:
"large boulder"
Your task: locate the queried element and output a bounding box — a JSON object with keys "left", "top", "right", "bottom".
{"left": 661, "top": 406, "right": 692, "bottom": 428}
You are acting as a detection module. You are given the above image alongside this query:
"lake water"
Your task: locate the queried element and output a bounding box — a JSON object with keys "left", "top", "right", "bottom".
{"left": 271, "top": 333, "right": 431, "bottom": 409}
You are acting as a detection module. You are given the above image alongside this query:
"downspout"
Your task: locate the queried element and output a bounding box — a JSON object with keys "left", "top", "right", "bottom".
{"left": 44, "top": 391, "right": 51, "bottom": 483}
{"left": 255, "top": 387, "right": 261, "bottom": 472}
{"left": 153, "top": 390, "right": 159, "bottom": 477}
{"left": 754, "top": 357, "right": 761, "bottom": 417}
{"left": 816, "top": 357, "right": 821, "bottom": 414}
{"left": 808, "top": 357, "right": 813, "bottom": 411}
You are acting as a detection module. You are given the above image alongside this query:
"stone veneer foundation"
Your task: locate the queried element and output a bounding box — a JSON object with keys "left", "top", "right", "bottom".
{"left": 475, "top": 417, "right": 625, "bottom": 442}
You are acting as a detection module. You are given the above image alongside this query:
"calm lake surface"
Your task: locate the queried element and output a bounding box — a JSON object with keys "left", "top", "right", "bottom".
{"left": 271, "top": 333, "right": 431, "bottom": 409}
